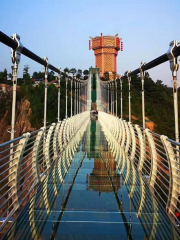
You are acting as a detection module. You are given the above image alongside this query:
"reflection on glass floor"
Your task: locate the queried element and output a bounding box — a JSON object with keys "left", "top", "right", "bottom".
{"left": 3, "top": 120, "right": 180, "bottom": 240}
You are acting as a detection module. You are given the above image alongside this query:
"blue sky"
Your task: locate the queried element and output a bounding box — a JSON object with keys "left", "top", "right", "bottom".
{"left": 0, "top": 0, "right": 179, "bottom": 86}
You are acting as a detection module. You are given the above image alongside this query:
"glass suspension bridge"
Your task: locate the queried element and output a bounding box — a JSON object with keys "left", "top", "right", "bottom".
{"left": 0, "top": 31, "right": 180, "bottom": 239}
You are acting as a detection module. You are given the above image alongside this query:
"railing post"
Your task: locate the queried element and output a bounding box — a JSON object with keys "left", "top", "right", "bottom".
{"left": 137, "top": 175, "right": 146, "bottom": 217}
{"left": 145, "top": 129, "right": 157, "bottom": 188}
{"left": 65, "top": 72, "right": 68, "bottom": 119}
{"left": 135, "top": 125, "right": 145, "bottom": 172}
{"left": 53, "top": 122, "right": 61, "bottom": 159}
{"left": 43, "top": 57, "right": 48, "bottom": 129}
{"left": 115, "top": 78, "right": 117, "bottom": 117}
{"left": 160, "top": 135, "right": 179, "bottom": 216}
{"left": 108, "top": 81, "right": 110, "bottom": 113}
{"left": 111, "top": 82, "right": 113, "bottom": 115}
{"left": 74, "top": 78, "right": 76, "bottom": 115}
{"left": 120, "top": 76, "right": 123, "bottom": 119}
{"left": 57, "top": 67, "right": 61, "bottom": 122}
{"left": 12, "top": 132, "right": 31, "bottom": 209}
{"left": 32, "top": 128, "right": 45, "bottom": 182}
{"left": 128, "top": 123, "right": 136, "bottom": 162}
{"left": 124, "top": 121, "right": 131, "bottom": 153}
{"left": 120, "top": 120, "right": 126, "bottom": 148}
{"left": 125, "top": 70, "right": 131, "bottom": 122}
{"left": 70, "top": 79, "right": 73, "bottom": 117}
{"left": 113, "top": 80, "right": 115, "bottom": 115}
{"left": 45, "top": 123, "right": 56, "bottom": 168}
{"left": 111, "top": 82, "right": 113, "bottom": 114}
{"left": 10, "top": 33, "right": 23, "bottom": 146}
{"left": 167, "top": 40, "right": 179, "bottom": 144}
{"left": 129, "top": 161, "right": 136, "bottom": 198}
{"left": 140, "top": 61, "right": 146, "bottom": 130}
{"left": 59, "top": 120, "right": 65, "bottom": 152}
{"left": 79, "top": 80, "right": 81, "bottom": 113}
{"left": 77, "top": 80, "right": 79, "bottom": 114}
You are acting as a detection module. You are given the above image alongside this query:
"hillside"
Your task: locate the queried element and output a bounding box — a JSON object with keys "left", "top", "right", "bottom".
{"left": 0, "top": 72, "right": 179, "bottom": 142}
{"left": 117, "top": 73, "right": 179, "bottom": 139}
{"left": 0, "top": 76, "right": 69, "bottom": 143}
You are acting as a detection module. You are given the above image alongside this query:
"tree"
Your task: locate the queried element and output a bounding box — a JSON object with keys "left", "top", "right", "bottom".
{"left": 63, "top": 67, "right": 69, "bottom": 73}
{"left": 112, "top": 71, "right": 116, "bottom": 80}
{"left": 145, "top": 72, "right": 150, "bottom": 77}
{"left": 83, "top": 70, "right": 89, "bottom": 76}
{"left": 23, "top": 65, "right": 30, "bottom": 76}
{"left": 0, "top": 69, "right": 7, "bottom": 82}
{"left": 76, "top": 69, "right": 82, "bottom": 79}
{"left": 7, "top": 73, "right": 12, "bottom": 80}
{"left": 77, "top": 69, "right": 82, "bottom": 76}
{"left": 48, "top": 71, "right": 55, "bottom": 82}
{"left": 156, "top": 79, "right": 163, "bottom": 86}
{"left": 69, "top": 68, "right": 77, "bottom": 75}
{"left": 104, "top": 71, "right": 109, "bottom": 81}
{"left": 23, "top": 65, "right": 31, "bottom": 86}
{"left": 32, "top": 71, "right": 38, "bottom": 79}
{"left": 32, "top": 71, "right": 44, "bottom": 80}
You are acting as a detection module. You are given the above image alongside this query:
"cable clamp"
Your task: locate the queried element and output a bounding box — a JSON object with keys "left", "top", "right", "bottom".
{"left": 167, "top": 40, "right": 179, "bottom": 74}
{"left": 139, "top": 61, "right": 146, "bottom": 79}
{"left": 11, "top": 33, "right": 23, "bottom": 64}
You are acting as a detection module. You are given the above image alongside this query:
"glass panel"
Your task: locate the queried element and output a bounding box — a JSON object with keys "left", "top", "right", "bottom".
{"left": 3, "top": 120, "right": 179, "bottom": 240}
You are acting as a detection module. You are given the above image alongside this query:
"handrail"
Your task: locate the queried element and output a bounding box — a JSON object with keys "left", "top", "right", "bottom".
{"left": 130, "top": 46, "right": 180, "bottom": 76}
{"left": 98, "top": 111, "right": 180, "bottom": 231}
{"left": 167, "top": 138, "right": 180, "bottom": 147}
{"left": 0, "top": 30, "right": 90, "bottom": 82}
{"left": 0, "top": 112, "right": 90, "bottom": 234}
{"left": 0, "top": 31, "right": 61, "bottom": 74}
{"left": 0, "top": 136, "right": 24, "bottom": 148}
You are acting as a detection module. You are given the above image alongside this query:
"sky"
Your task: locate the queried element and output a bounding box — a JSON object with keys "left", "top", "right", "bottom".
{"left": 0, "top": 0, "right": 180, "bottom": 86}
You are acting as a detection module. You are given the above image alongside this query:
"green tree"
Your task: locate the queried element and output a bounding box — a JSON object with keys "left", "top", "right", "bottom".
{"left": 104, "top": 71, "right": 109, "bottom": 81}
{"left": 112, "top": 71, "right": 116, "bottom": 80}
{"left": 32, "top": 71, "right": 44, "bottom": 79}
{"left": 83, "top": 70, "right": 89, "bottom": 76}
{"left": 23, "top": 65, "right": 30, "bottom": 75}
{"left": 48, "top": 71, "right": 55, "bottom": 82}
{"left": 23, "top": 65, "right": 32, "bottom": 86}
{"left": 0, "top": 69, "right": 7, "bottom": 82}
{"left": 69, "top": 68, "right": 77, "bottom": 75}
{"left": 63, "top": 67, "right": 69, "bottom": 73}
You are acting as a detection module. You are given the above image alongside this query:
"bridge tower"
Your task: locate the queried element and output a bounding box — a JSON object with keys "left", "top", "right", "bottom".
{"left": 89, "top": 33, "right": 122, "bottom": 80}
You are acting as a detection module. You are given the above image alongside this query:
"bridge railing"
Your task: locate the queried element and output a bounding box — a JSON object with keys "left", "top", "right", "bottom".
{"left": 99, "top": 111, "right": 180, "bottom": 227}
{"left": 100, "top": 118, "right": 179, "bottom": 239}
{"left": 99, "top": 40, "right": 180, "bottom": 145}
{"left": 0, "top": 111, "right": 89, "bottom": 232}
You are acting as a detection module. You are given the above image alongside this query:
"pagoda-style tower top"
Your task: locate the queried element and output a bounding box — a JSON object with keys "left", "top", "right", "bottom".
{"left": 89, "top": 33, "right": 122, "bottom": 80}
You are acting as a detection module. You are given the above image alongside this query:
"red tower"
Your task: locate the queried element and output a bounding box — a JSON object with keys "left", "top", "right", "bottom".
{"left": 89, "top": 33, "right": 122, "bottom": 80}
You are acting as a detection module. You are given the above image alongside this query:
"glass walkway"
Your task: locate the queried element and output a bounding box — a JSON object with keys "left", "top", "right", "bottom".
{"left": 3, "top": 120, "right": 179, "bottom": 240}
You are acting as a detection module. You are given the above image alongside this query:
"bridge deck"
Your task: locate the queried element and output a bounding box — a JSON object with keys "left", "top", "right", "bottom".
{"left": 3, "top": 120, "right": 179, "bottom": 240}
